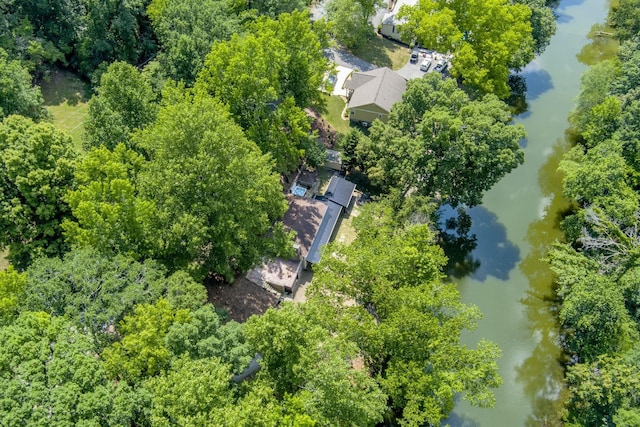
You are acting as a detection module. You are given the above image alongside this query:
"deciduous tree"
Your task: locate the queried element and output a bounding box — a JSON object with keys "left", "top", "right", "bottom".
{"left": 400, "top": 0, "right": 535, "bottom": 97}
{"left": 21, "top": 248, "right": 207, "bottom": 346}
{"left": 326, "top": 0, "right": 381, "bottom": 50}
{"left": 148, "top": 0, "right": 241, "bottom": 84}
{"left": 361, "top": 73, "right": 525, "bottom": 207}
{"left": 0, "top": 48, "right": 48, "bottom": 120}
{"left": 0, "top": 311, "right": 145, "bottom": 426}
{"left": 77, "top": 0, "right": 157, "bottom": 79}
{"left": 0, "top": 115, "right": 77, "bottom": 269}
{"left": 308, "top": 201, "right": 502, "bottom": 425}
{"left": 84, "top": 61, "right": 157, "bottom": 151}
{"left": 134, "top": 93, "right": 288, "bottom": 280}
{"left": 245, "top": 301, "right": 388, "bottom": 426}
{"left": 63, "top": 144, "right": 157, "bottom": 258}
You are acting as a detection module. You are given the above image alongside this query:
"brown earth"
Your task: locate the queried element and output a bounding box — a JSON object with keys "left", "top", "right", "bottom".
{"left": 206, "top": 276, "right": 279, "bottom": 323}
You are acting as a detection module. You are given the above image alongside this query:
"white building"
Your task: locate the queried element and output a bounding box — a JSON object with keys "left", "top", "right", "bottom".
{"left": 379, "top": 0, "right": 418, "bottom": 43}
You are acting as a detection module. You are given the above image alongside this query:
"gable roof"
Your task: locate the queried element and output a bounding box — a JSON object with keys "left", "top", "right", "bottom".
{"left": 325, "top": 176, "right": 356, "bottom": 208}
{"left": 346, "top": 67, "right": 407, "bottom": 113}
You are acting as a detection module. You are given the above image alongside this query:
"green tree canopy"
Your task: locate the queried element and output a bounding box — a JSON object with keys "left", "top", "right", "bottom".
{"left": 305, "top": 201, "right": 501, "bottom": 426}
{"left": 245, "top": 301, "right": 388, "bottom": 426}
{"left": 134, "top": 93, "right": 288, "bottom": 280}
{"left": 0, "top": 115, "right": 77, "bottom": 269}
{"left": 0, "top": 48, "right": 48, "bottom": 120}
{"left": 610, "top": 0, "right": 640, "bottom": 42}
{"left": 62, "top": 144, "right": 157, "bottom": 259}
{"left": 0, "top": 311, "right": 144, "bottom": 426}
{"left": 513, "top": 0, "right": 556, "bottom": 56}
{"left": 559, "top": 139, "right": 638, "bottom": 224}
{"left": 565, "top": 351, "right": 640, "bottom": 426}
{"left": 76, "top": 0, "right": 157, "bottom": 80}
{"left": 548, "top": 243, "right": 639, "bottom": 361}
{"left": 400, "top": 0, "right": 535, "bottom": 97}
{"left": 20, "top": 248, "right": 206, "bottom": 346}
{"left": 0, "top": 267, "right": 27, "bottom": 325}
{"left": 195, "top": 12, "right": 328, "bottom": 171}
{"left": 326, "top": 0, "right": 381, "bottom": 49}
{"left": 84, "top": 61, "right": 158, "bottom": 151}
{"left": 250, "top": 0, "right": 308, "bottom": 17}
{"left": 0, "top": 0, "right": 70, "bottom": 75}
{"left": 148, "top": 0, "right": 241, "bottom": 84}
{"left": 360, "top": 73, "right": 525, "bottom": 207}
{"left": 145, "top": 356, "right": 236, "bottom": 426}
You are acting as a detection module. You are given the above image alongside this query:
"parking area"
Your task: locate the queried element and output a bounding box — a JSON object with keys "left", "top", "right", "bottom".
{"left": 397, "top": 48, "right": 452, "bottom": 80}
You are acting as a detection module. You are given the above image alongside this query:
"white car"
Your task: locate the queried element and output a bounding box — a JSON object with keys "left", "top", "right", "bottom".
{"left": 420, "top": 58, "right": 431, "bottom": 72}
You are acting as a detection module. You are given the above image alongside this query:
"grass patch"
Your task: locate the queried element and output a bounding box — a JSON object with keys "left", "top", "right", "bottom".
{"left": 332, "top": 202, "right": 360, "bottom": 246}
{"left": 0, "top": 250, "right": 8, "bottom": 271}
{"left": 352, "top": 36, "right": 411, "bottom": 70}
{"left": 40, "top": 69, "right": 91, "bottom": 149}
{"left": 319, "top": 93, "right": 352, "bottom": 135}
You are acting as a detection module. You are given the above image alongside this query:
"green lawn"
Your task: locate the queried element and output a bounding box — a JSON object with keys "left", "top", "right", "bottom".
{"left": 352, "top": 36, "right": 411, "bottom": 71}
{"left": 319, "top": 94, "right": 352, "bottom": 135}
{"left": 40, "top": 69, "right": 90, "bottom": 149}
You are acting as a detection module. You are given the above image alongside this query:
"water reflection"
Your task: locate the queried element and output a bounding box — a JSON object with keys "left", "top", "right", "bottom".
{"left": 517, "top": 137, "right": 571, "bottom": 426}
{"left": 577, "top": 23, "right": 619, "bottom": 65}
{"left": 444, "top": 403, "right": 482, "bottom": 427}
{"left": 438, "top": 206, "right": 520, "bottom": 282}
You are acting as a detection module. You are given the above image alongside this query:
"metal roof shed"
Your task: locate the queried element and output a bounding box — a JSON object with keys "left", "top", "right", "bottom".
{"left": 306, "top": 201, "right": 342, "bottom": 264}
{"left": 325, "top": 176, "right": 356, "bottom": 208}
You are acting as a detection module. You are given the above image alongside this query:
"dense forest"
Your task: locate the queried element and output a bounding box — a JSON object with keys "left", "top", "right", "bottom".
{"left": 0, "top": 0, "right": 568, "bottom": 425}
{"left": 548, "top": 0, "right": 640, "bottom": 425}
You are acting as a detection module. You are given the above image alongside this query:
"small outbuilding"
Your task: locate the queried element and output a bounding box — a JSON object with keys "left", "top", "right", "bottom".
{"left": 325, "top": 149, "right": 343, "bottom": 171}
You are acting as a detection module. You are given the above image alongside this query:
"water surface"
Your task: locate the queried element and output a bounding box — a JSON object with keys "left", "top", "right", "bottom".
{"left": 445, "top": 1, "right": 610, "bottom": 425}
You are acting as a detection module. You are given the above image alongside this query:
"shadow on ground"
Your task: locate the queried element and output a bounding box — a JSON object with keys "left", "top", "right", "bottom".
{"left": 39, "top": 68, "right": 90, "bottom": 106}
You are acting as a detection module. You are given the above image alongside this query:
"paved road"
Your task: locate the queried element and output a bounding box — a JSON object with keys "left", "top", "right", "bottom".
{"left": 324, "top": 47, "right": 376, "bottom": 72}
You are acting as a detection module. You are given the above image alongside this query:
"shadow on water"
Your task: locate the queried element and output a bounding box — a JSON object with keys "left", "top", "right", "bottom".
{"left": 555, "top": 11, "right": 573, "bottom": 25}
{"left": 522, "top": 68, "right": 554, "bottom": 101}
{"left": 443, "top": 405, "right": 482, "bottom": 427}
{"left": 508, "top": 65, "right": 554, "bottom": 118}
{"left": 556, "top": 0, "right": 586, "bottom": 10}
{"left": 516, "top": 137, "right": 572, "bottom": 426}
{"left": 438, "top": 206, "right": 520, "bottom": 282}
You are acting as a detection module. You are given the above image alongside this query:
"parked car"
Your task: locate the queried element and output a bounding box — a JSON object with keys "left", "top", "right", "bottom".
{"left": 410, "top": 51, "right": 419, "bottom": 64}
{"left": 420, "top": 58, "right": 431, "bottom": 71}
{"left": 434, "top": 59, "right": 447, "bottom": 73}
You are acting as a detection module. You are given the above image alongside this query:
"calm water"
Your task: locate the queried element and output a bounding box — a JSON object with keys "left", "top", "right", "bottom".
{"left": 445, "top": 1, "right": 610, "bottom": 425}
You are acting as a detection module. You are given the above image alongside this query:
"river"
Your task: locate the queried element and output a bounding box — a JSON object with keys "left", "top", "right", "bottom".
{"left": 443, "top": 0, "right": 611, "bottom": 425}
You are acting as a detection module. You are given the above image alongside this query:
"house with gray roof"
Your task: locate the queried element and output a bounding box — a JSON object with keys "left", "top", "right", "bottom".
{"left": 345, "top": 67, "right": 407, "bottom": 124}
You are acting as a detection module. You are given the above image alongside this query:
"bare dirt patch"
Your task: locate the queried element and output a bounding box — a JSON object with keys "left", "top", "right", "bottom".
{"left": 206, "top": 276, "right": 279, "bottom": 323}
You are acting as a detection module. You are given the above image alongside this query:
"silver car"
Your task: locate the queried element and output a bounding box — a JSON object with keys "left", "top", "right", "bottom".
{"left": 420, "top": 58, "right": 431, "bottom": 71}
